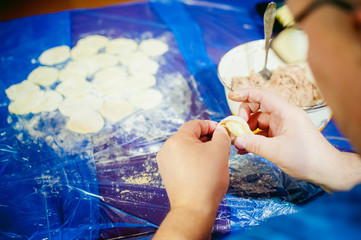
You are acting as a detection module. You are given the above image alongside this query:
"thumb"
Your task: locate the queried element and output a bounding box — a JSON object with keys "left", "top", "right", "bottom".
{"left": 234, "top": 134, "right": 276, "bottom": 160}
{"left": 211, "top": 125, "right": 231, "bottom": 149}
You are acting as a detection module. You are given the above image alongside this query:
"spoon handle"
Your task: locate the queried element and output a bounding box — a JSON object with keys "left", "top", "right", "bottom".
{"left": 264, "top": 2, "right": 277, "bottom": 49}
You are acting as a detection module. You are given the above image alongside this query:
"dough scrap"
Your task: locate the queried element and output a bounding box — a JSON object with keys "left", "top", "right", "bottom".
{"left": 100, "top": 98, "right": 135, "bottom": 122}
{"left": 106, "top": 38, "right": 138, "bottom": 55}
{"left": 31, "top": 90, "right": 63, "bottom": 113}
{"left": 55, "top": 79, "right": 93, "bottom": 98}
{"left": 128, "top": 56, "right": 159, "bottom": 75}
{"left": 130, "top": 89, "right": 163, "bottom": 110}
{"left": 5, "top": 80, "right": 41, "bottom": 101}
{"left": 139, "top": 39, "right": 169, "bottom": 56}
{"left": 28, "top": 66, "right": 59, "bottom": 86}
{"left": 75, "top": 35, "right": 109, "bottom": 50}
{"left": 66, "top": 108, "right": 104, "bottom": 134}
{"left": 218, "top": 116, "right": 253, "bottom": 142}
{"left": 59, "top": 95, "right": 103, "bottom": 116}
{"left": 39, "top": 45, "right": 70, "bottom": 65}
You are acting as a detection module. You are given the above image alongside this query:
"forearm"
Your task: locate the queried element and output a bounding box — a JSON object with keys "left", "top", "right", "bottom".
{"left": 154, "top": 206, "right": 218, "bottom": 240}
{"left": 316, "top": 151, "right": 361, "bottom": 193}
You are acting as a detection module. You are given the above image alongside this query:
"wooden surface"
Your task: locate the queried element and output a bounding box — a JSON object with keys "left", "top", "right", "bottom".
{"left": 0, "top": 0, "right": 140, "bottom": 22}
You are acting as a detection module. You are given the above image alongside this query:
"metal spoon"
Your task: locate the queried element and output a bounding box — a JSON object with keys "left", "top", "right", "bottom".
{"left": 259, "top": 2, "right": 277, "bottom": 80}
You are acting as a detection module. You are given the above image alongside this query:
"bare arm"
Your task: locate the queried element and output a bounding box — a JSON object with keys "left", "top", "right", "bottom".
{"left": 154, "top": 120, "right": 231, "bottom": 239}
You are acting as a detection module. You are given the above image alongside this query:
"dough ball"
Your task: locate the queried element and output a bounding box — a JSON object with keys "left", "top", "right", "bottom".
{"left": 59, "top": 95, "right": 103, "bottom": 116}
{"left": 5, "top": 80, "right": 41, "bottom": 101}
{"left": 128, "top": 56, "right": 159, "bottom": 75}
{"left": 66, "top": 108, "right": 104, "bottom": 134}
{"left": 31, "top": 90, "right": 63, "bottom": 113}
{"left": 130, "top": 89, "right": 163, "bottom": 109}
{"left": 100, "top": 98, "right": 135, "bottom": 122}
{"left": 55, "top": 79, "right": 93, "bottom": 98}
{"left": 139, "top": 39, "right": 169, "bottom": 56}
{"left": 28, "top": 66, "right": 59, "bottom": 86}
{"left": 106, "top": 38, "right": 138, "bottom": 55}
{"left": 39, "top": 45, "right": 71, "bottom": 65}
{"left": 75, "top": 35, "right": 109, "bottom": 50}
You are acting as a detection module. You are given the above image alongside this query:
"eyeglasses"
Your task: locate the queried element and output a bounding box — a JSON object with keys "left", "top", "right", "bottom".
{"left": 271, "top": 0, "right": 354, "bottom": 64}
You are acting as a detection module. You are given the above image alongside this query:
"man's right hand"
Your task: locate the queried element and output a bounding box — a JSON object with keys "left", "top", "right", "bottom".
{"left": 229, "top": 89, "right": 361, "bottom": 192}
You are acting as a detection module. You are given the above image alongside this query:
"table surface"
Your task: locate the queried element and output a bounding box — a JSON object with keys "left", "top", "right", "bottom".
{"left": 0, "top": 1, "right": 353, "bottom": 239}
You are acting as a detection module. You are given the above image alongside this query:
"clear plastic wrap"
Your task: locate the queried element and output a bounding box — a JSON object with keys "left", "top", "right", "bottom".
{"left": 0, "top": 1, "right": 354, "bottom": 239}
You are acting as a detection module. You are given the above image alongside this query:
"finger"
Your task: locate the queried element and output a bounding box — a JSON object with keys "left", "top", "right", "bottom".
{"left": 177, "top": 120, "right": 218, "bottom": 139}
{"left": 228, "top": 89, "right": 290, "bottom": 114}
{"left": 238, "top": 102, "right": 260, "bottom": 121}
{"left": 255, "top": 129, "right": 269, "bottom": 137}
{"left": 234, "top": 134, "right": 279, "bottom": 161}
{"left": 248, "top": 112, "right": 271, "bottom": 131}
{"left": 247, "top": 112, "right": 261, "bottom": 131}
{"left": 211, "top": 125, "right": 231, "bottom": 149}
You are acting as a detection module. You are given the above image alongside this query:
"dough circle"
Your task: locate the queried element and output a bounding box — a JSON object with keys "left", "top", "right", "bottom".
{"left": 106, "top": 38, "right": 138, "bottom": 55}
{"left": 31, "top": 90, "right": 63, "bottom": 113}
{"left": 39, "top": 45, "right": 70, "bottom": 65}
{"left": 130, "top": 88, "right": 163, "bottom": 109}
{"left": 66, "top": 108, "right": 104, "bottom": 134}
{"left": 128, "top": 56, "right": 159, "bottom": 75}
{"left": 100, "top": 98, "right": 135, "bottom": 122}
{"left": 8, "top": 90, "right": 61, "bottom": 115}
{"left": 71, "top": 44, "right": 99, "bottom": 60}
{"left": 59, "top": 95, "right": 103, "bottom": 116}
{"left": 56, "top": 80, "right": 93, "bottom": 98}
{"left": 75, "top": 35, "right": 109, "bottom": 50}
{"left": 28, "top": 66, "right": 59, "bottom": 86}
{"left": 139, "top": 39, "right": 169, "bottom": 56}
{"left": 5, "top": 80, "right": 40, "bottom": 101}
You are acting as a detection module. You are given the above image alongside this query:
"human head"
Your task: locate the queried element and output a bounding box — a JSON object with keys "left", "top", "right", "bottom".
{"left": 286, "top": 0, "right": 361, "bottom": 154}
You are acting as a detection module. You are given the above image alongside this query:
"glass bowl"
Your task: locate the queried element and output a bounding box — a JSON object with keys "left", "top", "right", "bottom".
{"left": 217, "top": 39, "right": 332, "bottom": 130}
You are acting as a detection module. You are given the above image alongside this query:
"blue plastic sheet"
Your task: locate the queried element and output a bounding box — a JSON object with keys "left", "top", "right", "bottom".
{"left": 0, "top": 1, "right": 354, "bottom": 239}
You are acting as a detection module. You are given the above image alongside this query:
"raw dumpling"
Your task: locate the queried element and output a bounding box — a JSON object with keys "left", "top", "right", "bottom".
{"left": 218, "top": 116, "right": 253, "bottom": 142}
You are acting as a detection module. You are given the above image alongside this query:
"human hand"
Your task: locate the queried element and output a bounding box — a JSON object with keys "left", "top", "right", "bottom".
{"left": 156, "top": 120, "right": 231, "bottom": 213}
{"left": 228, "top": 89, "right": 355, "bottom": 192}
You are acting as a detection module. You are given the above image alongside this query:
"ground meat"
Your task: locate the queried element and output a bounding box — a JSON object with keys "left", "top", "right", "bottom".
{"left": 231, "top": 65, "right": 322, "bottom": 107}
